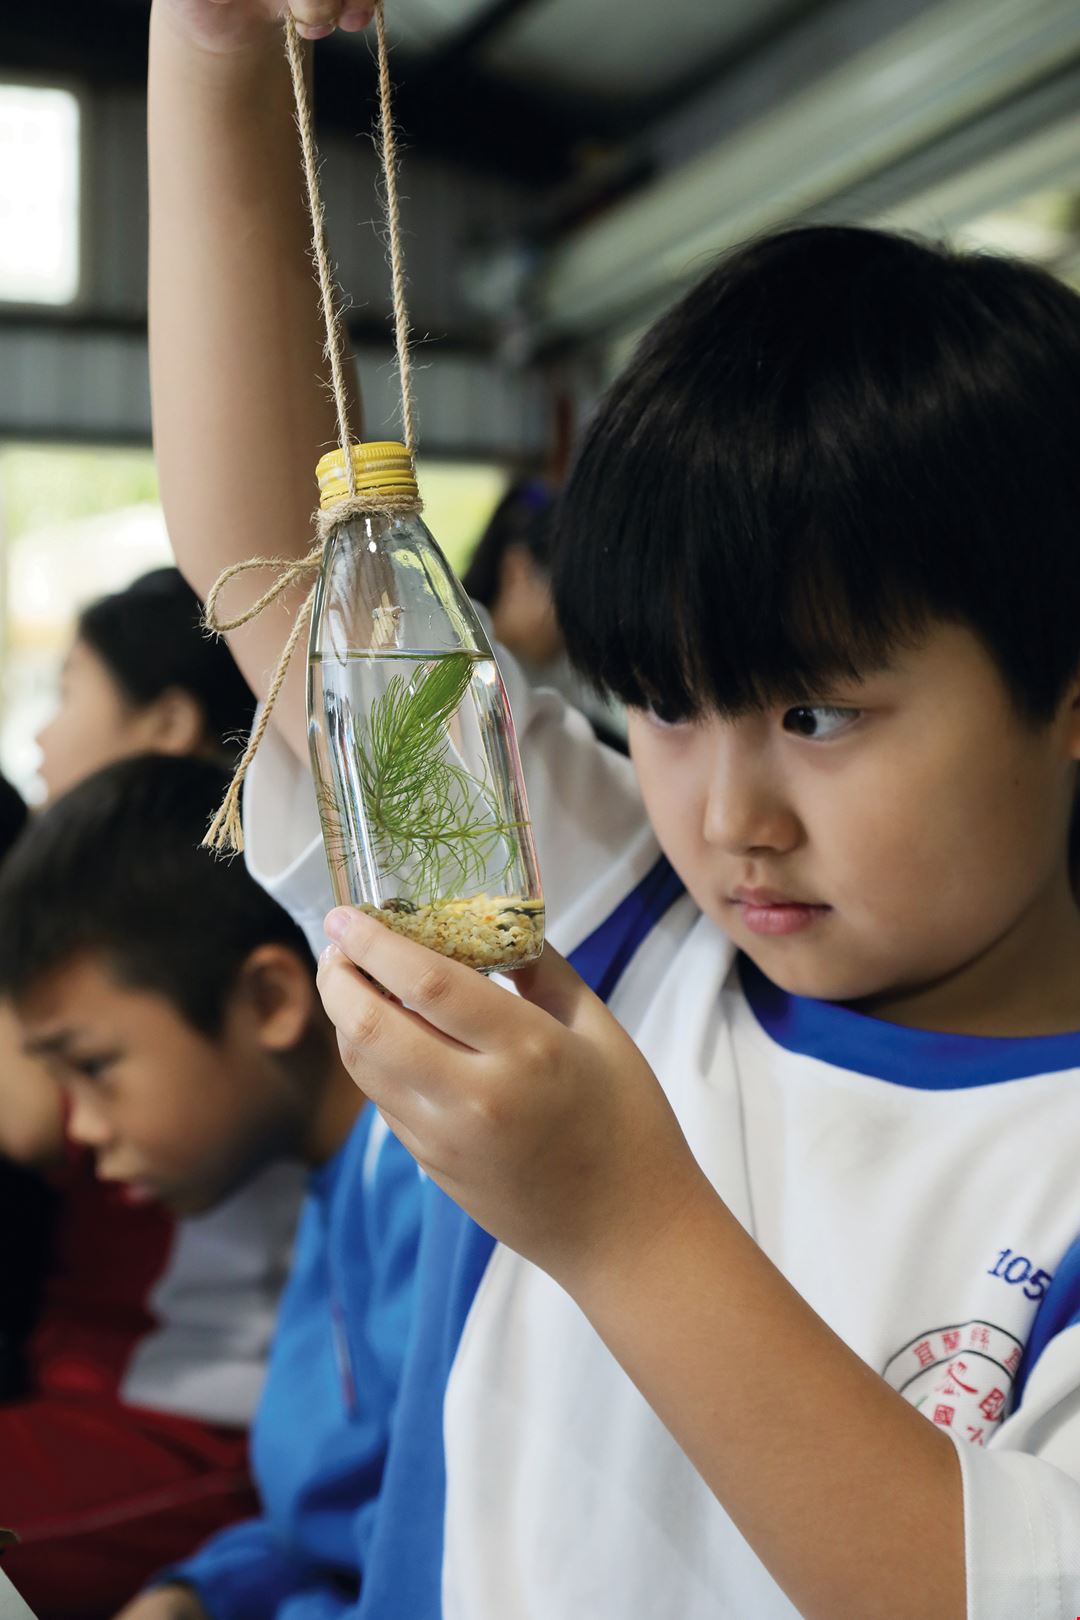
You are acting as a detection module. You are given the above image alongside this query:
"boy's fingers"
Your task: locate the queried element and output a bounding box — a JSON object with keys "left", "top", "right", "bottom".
{"left": 287, "top": 2, "right": 340, "bottom": 38}
{"left": 318, "top": 943, "right": 467, "bottom": 1096}
{"left": 322, "top": 907, "right": 524, "bottom": 1050}
{"left": 288, "top": 1, "right": 372, "bottom": 36}
{"left": 339, "top": 6, "right": 375, "bottom": 29}
{"left": 288, "top": 1, "right": 340, "bottom": 21}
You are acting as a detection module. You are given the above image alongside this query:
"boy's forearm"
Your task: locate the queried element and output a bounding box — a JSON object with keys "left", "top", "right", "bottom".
{"left": 147, "top": 8, "right": 354, "bottom": 757}
{"left": 569, "top": 1184, "right": 965, "bottom": 1620}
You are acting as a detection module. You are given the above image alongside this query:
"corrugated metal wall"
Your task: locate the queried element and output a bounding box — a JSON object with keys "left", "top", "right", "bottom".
{"left": 0, "top": 80, "right": 557, "bottom": 457}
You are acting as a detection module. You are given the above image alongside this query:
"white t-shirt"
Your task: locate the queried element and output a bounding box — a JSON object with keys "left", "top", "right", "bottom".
{"left": 121, "top": 1163, "right": 304, "bottom": 1425}
{"left": 245, "top": 646, "right": 1080, "bottom": 1619}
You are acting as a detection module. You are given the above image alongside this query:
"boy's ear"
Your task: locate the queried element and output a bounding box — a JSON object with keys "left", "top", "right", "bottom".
{"left": 499, "top": 543, "right": 545, "bottom": 596}
{"left": 234, "top": 945, "right": 316, "bottom": 1053}
{"left": 139, "top": 687, "right": 206, "bottom": 757}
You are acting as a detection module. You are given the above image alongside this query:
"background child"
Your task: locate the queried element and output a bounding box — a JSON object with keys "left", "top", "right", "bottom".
{"left": 148, "top": 3, "right": 1080, "bottom": 1616}
{"left": 1, "top": 563, "right": 257, "bottom": 1170}
{"left": 35, "top": 565, "right": 257, "bottom": 803}
{"left": 0, "top": 756, "right": 420, "bottom": 1620}
{"left": 0, "top": 568, "right": 300, "bottom": 1620}
{"left": 462, "top": 479, "right": 626, "bottom": 748}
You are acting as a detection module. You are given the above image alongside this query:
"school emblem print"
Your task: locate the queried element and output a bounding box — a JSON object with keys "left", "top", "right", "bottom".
{"left": 883, "top": 1322, "right": 1023, "bottom": 1447}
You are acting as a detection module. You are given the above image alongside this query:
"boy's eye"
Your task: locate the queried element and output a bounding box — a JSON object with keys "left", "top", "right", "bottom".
{"left": 71, "top": 1055, "right": 115, "bottom": 1082}
{"left": 642, "top": 703, "right": 691, "bottom": 730}
{"left": 782, "top": 705, "right": 860, "bottom": 740}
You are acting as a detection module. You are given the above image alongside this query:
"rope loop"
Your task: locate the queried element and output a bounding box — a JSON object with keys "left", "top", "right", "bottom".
{"left": 202, "top": 1, "right": 419, "bottom": 853}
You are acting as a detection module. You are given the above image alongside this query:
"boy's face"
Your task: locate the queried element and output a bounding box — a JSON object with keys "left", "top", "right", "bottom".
{"left": 35, "top": 640, "right": 145, "bottom": 804}
{"left": 627, "top": 622, "right": 1080, "bottom": 1028}
{"left": 17, "top": 952, "right": 306, "bottom": 1214}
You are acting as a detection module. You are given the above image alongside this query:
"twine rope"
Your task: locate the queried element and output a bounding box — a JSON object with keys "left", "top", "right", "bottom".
{"left": 285, "top": 15, "right": 357, "bottom": 487}
{"left": 202, "top": 1, "right": 421, "bottom": 853}
{"left": 373, "top": 0, "right": 417, "bottom": 454}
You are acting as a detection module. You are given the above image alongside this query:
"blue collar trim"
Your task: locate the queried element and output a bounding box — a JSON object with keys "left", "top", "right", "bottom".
{"left": 570, "top": 853, "right": 687, "bottom": 1004}
{"left": 740, "top": 954, "right": 1080, "bottom": 1089}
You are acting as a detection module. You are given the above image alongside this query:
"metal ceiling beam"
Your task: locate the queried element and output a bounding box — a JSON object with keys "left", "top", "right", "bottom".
{"left": 314, "top": 44, "right": 576, "bottom": 183}
{"left": 0, "top": 0, "right": 575, "bottom": 185}
{"left": 859, "top": 65, "right": 1080, "bottom": 232}
{"left": 427, "top": 0, "right": 547, "bottom": 68}
{"left": 581, "top": 0, "right": 828, "bottom": 138}
{"left": 529, "top": 0, "right": 1080, "bottom": 340}
{"left": 0, "top": 0, "right": 147, "bottom": 85}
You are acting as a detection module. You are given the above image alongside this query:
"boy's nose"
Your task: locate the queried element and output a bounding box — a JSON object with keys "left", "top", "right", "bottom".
{"left": 701, "top": 748, "right": 801, "bottom": 856}
{"left": 65, "top": 1091, "right": 113, "bottom": 1151}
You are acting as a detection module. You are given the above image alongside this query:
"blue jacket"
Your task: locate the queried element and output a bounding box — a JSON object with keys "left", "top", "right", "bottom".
{"left": 165, "top": 1106, "right": 422, "bottom": 1620}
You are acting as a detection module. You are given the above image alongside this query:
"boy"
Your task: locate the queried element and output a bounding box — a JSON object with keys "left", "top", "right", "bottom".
{"left": 0, "top": 570, "right": 289, "bottom": 1619}
{"left": 0, "top": 756, "right": 420, "bottom": 1619}
{"left": 147, "top": 3, "right": 1080, "bottom": 1615}
{"left": 0, "top": 770, "right": 305, "bottom": 1620}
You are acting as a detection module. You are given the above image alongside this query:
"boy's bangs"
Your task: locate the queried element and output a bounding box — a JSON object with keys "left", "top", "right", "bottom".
{"left": 550, "top": 228, "right": 948, "bottom": 720}
{"left": 553, "top": 224, "right": 1080, "bottom": 728}
{"left": 556, "top": 484, "right": 921, "bottom": 719}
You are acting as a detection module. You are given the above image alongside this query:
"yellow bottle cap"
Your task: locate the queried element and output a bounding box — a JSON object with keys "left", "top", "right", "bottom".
{"left": 315, "top": 441, "right": 419, "bottom": 509}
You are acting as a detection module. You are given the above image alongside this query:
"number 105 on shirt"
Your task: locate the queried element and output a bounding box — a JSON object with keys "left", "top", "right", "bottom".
{"left": 987, "top": 1248, "right": 1052, "bottom": 1301}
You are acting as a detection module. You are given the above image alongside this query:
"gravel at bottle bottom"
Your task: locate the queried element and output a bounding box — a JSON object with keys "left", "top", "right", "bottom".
{"left": 360, "top": 894, "right": 544, "bottom": 971}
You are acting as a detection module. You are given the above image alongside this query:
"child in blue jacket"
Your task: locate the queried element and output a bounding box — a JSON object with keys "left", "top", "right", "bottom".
{"left": 0, "top": 757, "right": 421, "bottom": 1620}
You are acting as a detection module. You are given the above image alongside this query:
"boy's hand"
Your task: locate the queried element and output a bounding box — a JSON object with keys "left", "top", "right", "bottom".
{"left": 318, "top": 911, "right": 709, "bottom": 1292}
{"left": 113, "top": 1587, "right": 208, "bottom": 1620}
{"left": 155, "top": 0, "right": 374, "bottom": 54}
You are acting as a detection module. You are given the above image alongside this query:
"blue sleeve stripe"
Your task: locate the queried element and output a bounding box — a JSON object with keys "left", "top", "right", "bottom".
{"left": 362, "top": 1111, "right": 390, "bottom": 1193}
{"left": 1013, "top": 1231, "right": 1080, "bottom": 1408}
{"left": 358, "top": 1182, "right": 497, "bottom": 1617}
{"left": 570, "top": 855, "right": 685, "bottom": 1004}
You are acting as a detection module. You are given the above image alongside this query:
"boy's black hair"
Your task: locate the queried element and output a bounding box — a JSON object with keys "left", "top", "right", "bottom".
{"left": 0, "top": 755, "right": 315, "bottom": 1033}
{"left": 0, "top": 773, "right": 27, "bottom": 865}
{"left": 553, "top": 225, "right": 1080, "bottom": 723}
{"left": 78, "top": 568, "right": 256, "bottom": 762}
{"left": 462, "top": 480, "right": 554, "bottom": 609}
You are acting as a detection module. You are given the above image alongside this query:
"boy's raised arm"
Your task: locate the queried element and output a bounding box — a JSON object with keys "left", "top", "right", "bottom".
{"left": 147, "top": 1, "right": 368, "bottom": 761}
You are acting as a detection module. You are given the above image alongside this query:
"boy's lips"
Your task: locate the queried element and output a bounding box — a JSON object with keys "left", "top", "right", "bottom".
{"left": 729, "top": 886, "right": 832, "bottom": 937}
{"left": 119, "top": 1181, "right": 160, "bottom": 1206}
{"left": 98, "top": 1164, "right": 159, "bottom": 1203}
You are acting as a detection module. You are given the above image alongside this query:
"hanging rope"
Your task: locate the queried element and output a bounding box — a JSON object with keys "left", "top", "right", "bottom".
{"left": 202, "top": 0, "right": 421, "bottom": 854}
{"left": 373, "top": 1, "right": 418, "bottom": 456}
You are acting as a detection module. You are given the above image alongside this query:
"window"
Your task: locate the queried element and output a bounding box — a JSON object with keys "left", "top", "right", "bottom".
{"left": 0, "top": 444, "right": 167, "bottom": 799}
{"left": 0, "top": 84, "right": 80, "bottom": 305}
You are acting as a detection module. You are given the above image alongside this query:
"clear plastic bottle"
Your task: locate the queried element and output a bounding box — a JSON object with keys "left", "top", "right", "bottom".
{"left": 307, "top": 442, "right": 544, "bottom": 973}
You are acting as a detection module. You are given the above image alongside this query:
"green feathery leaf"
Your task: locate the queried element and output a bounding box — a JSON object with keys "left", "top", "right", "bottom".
{"left": 324, "top": 652, "right": 522, "bottom": 905}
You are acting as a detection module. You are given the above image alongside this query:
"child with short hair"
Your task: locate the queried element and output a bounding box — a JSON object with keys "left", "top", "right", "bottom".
{"left": 0, "top": 756, "right": 420, "bottom": 1620}
{"left": 147, "top": 4, "right": 1080, "bottom": 1614}
{"left": 36, "top": 565, "right": 257, "bottom": 803}
{"left": 1, "top": 564, "right": 258, "bottom": 1171}
{"left": 0, "top": 568, "right": 289, "bottom": 1619}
